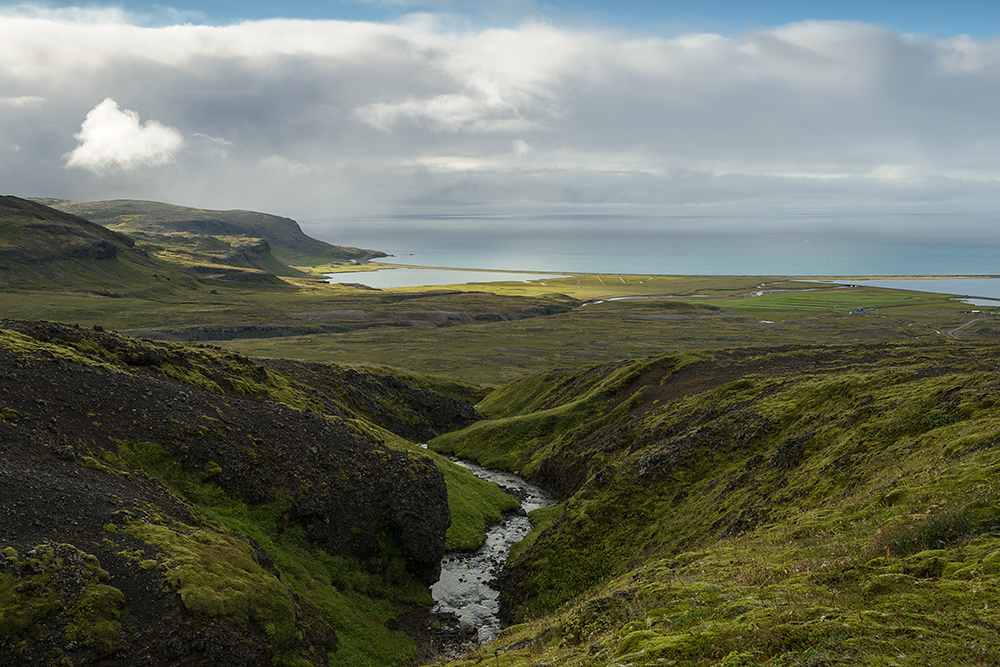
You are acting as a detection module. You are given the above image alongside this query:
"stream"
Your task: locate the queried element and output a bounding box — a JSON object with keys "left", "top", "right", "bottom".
{"left": 394, "top": 457, "right": 558, "bottom": 662}
{"left": 431, "top": 461, "right": 559, "bottom": 644}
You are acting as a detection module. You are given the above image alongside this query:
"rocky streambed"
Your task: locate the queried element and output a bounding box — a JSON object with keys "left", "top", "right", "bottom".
{"left": 394, "top": 459, "right": 558, "bottom": 663}
{"left": 433, "top": 461, "right": 558, "bottom": 643}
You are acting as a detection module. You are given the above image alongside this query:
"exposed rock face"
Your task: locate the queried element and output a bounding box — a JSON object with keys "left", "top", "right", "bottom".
{"left": 0, "top": 321, "right": 454, "bottom": 580}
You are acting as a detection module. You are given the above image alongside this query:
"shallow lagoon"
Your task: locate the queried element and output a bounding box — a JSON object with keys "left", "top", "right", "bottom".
{"left": 326, "top": 267, "right": 568, "bottom": 288}
{"left": 828, "top": 278, "right": 1000, "bottom": 306}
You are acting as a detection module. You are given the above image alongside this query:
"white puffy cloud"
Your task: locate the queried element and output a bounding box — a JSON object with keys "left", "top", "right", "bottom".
{"left": 0, "top": 11, "right": 997, "bottom": 222}
{"left": 64, "top": 98, "right": 184, "bottom": 172}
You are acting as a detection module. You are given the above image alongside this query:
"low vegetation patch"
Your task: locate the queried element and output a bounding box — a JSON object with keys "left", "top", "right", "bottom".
{"left": 0, "top": 543, "right": 127, "bottom": 660}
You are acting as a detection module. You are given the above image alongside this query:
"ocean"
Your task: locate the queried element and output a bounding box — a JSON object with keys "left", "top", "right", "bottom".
{"left": 304, "top": 213, "right": 1000, "bottom": 278}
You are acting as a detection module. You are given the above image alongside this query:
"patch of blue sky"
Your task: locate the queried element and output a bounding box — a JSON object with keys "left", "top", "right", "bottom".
{"left": 6, "top": 0, "right": 996, "bottom": 37}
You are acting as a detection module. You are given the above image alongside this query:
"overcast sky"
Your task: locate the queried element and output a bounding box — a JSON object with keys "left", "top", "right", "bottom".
{"left": 1, "top": 1, "right": 999, "bottom": 231}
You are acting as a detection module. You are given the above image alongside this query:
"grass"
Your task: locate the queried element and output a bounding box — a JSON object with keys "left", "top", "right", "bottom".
{"left": 434, "top": 458, "right": 521, "bottom": 551}
{"left": 0, "top": 224, "right": 984, "bottom": 388}
{"left": 429, "top": 342, "right": 1000, "bottom": 667}
{"left": 220, "top": 281, "right": 978, "bottom": 386}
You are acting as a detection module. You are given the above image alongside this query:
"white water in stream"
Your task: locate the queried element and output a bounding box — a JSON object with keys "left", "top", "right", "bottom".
{"left": 430, "top": 460, "right": 558, "bottom": 644}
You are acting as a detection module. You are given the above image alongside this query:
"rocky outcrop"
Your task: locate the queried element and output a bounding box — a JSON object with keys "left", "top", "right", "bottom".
{"left": 0, "top": 321, "right": 458, "bottom": 578}
{"left": 0, "top": 321, "right": 467, "bottom": 664}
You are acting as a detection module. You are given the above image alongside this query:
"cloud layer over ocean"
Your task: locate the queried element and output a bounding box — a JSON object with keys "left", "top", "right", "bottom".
{"left": 2, "top": 9, "right": 998, "bottom": 232}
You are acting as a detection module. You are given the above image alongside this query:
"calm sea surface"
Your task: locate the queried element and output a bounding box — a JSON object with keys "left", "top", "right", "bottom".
{"left": 305, "top": 213, "right": 1000, "bottom": 277}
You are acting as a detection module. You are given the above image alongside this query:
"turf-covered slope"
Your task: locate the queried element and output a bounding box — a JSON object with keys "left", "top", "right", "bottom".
{"left": 0, "top": 320, "right": 496, "bottom": 666}
{"left": 35, "top": 198, "right": 385, "bottom": 264}
{"left": 0, "top": 194, "right": 272, "bottom": 292}
{"left": 0, "top": 195, "right": 160, "bottom": 287}
{"left": 432, "top": 343, "right": 1000, "bottom": 666}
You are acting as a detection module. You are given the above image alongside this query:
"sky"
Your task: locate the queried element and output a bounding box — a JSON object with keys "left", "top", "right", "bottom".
{"left": 1, "top": 0, "right": 999, "bottom": 236}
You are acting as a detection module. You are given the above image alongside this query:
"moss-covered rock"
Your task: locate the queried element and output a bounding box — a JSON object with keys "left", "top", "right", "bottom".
{"left": 0, "top": 320, "right": 497, "bottom": 665}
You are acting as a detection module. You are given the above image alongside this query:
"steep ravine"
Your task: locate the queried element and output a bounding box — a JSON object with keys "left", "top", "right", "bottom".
{"left": 431, "top": 342, "right": 1000, "bottom": 667}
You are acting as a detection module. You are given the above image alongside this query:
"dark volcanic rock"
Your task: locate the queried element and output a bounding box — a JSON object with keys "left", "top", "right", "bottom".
{"left": 0, "top": 324, "right": 452, "bottom": 581}
{"left": 0, "top": 320, "right": 462, "bottom": 664}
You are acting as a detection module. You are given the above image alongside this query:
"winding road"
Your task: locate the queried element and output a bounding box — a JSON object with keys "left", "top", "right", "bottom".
{"left": 945, "top": 317, "right": 987, "bottom": 340}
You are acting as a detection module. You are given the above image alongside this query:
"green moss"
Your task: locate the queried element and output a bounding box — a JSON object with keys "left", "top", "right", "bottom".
{"left": 159, "top": 362, "right": 224, "bottom": 394}
{"left": 65, "top": 583, "right": 127, "bottom": 653}
{"left": 438, "top": 343, "right": 1000, "bottom": 667}
{"left": 0, "top": 329, "right": 123, "bottom": 372}
{"left": 124, "top": 521, "right": 296, "bottom": 628}
{"left": 80, "top": 455, "right": 121, "bottom": 475}
{"left": 0, "top": 543, "right": 126, "bottom": 659}
{"left": 101, "top": 438, "right": 425, "bottom": 666}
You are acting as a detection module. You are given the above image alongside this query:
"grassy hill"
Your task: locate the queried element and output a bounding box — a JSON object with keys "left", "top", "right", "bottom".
{"left": 431, "top": 342, "right": 1000, "bottom": 666}
{"left": 0, "top": 194, "right": 292, "bottom": 293}
{"left": 0, "top": 195, "right": 166, "bottom": 287}
{"left": 34, "top": 198, "right": 385, "bottom": 269}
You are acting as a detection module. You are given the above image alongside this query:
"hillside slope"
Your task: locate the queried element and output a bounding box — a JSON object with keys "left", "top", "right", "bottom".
{"left": 0, "top": 195, "right": 162, "bottom": 287}
{"left": 35, "top": 198, "right": 385, "bottom": 264}
{"left": 0, "top": 194, "right": 292, "bottom": 291}
{"left": 432, "top": 342, "right": 1000, "bottom": 666}
{"left": 0, "top": 321, "right": 502, "bottom": 666}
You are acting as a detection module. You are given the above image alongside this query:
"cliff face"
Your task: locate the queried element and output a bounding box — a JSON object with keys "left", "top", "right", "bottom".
{"left": 0, "top": 321, "right": 474, "bottom": 665}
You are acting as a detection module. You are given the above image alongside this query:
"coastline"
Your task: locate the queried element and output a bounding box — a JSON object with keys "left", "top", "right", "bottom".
{"left": 319, "top": 261, "right": 1000, "bottom": 303}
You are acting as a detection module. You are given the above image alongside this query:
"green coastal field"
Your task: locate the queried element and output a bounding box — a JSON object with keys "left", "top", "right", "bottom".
{"left": 221, "top": 272, "right": 985, "bottom": 385}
